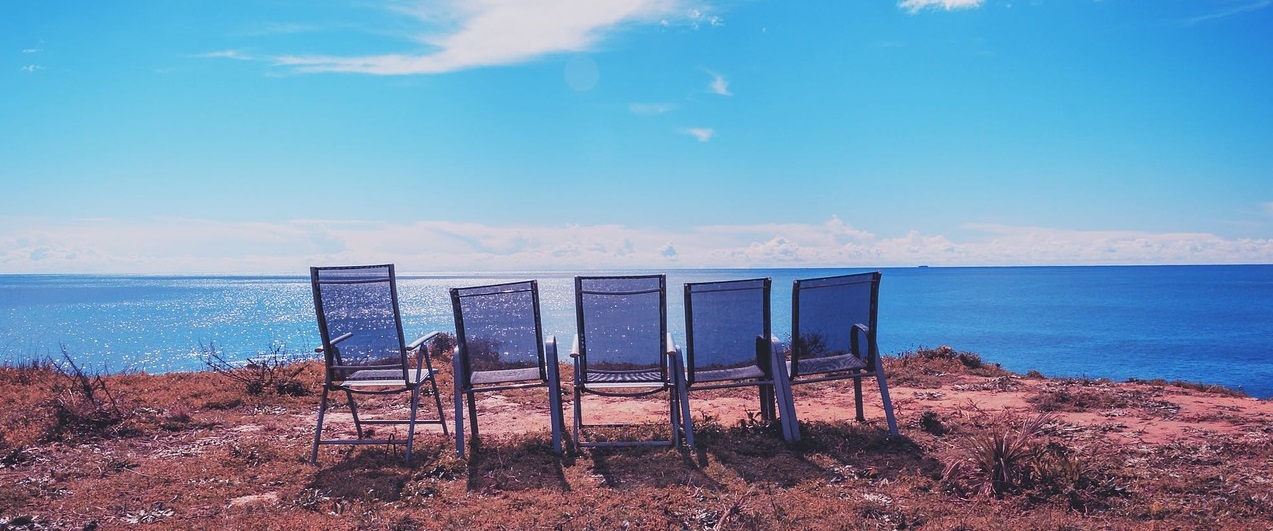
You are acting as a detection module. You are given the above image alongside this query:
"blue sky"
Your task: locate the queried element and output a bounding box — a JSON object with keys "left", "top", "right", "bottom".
{"left": 3, "top": 0, "right": 1271, "bottom": 274}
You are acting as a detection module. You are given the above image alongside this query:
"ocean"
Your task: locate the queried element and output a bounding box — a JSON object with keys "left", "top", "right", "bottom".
{"left": 2, "top": 265, "right": 1270, "bottom": 398}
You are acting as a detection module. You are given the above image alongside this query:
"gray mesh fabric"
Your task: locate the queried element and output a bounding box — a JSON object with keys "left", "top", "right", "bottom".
{"left": 312, "top": 265, "right": 407, "bottom": 382}
{"left": 452, "top": 281, "right": 545, "bottom": 386}
{"left": 576, "top": 275, "right": 667, "bottom": 376}
{"left": 791, "top": 272, "right": 880, "bottom": 378}
{"left": 684, "top": 278, "right": 770, "bottom": 385}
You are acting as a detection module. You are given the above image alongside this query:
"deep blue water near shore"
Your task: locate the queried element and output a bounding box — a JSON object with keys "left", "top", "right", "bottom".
{"left": 1, "top": 265, "right": 1270, "bottom": 398}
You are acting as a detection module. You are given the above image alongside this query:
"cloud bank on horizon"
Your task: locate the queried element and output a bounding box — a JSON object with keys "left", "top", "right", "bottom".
{"left": 2, "top": 216, "right": 1270, "bottom": 274}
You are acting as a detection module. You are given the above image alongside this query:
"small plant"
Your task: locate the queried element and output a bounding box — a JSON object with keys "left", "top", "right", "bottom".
{"left": 947, "top": 413, "right": 1052, "bottom": 497}
{"left": 43, "top": 348, "right": 133, "bottom": 441}
{"left": 919, "top": 410, "right": 946, "bottom": 436}
{"left": 428, "top": 332, "right": 456, "bottom": 364}
{"left": 201, "top": 343, "right": 309, "bottom": 396}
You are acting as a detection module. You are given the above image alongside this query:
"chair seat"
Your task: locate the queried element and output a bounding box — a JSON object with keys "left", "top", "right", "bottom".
{"left": 471, "top": 366, "right": 542, "bottom": 386}
{"left": 336, "top": 368, "right": 434, "bottom": 387}
{"left": 790, "top": 354, "right": 867, "bottom": 376}
{"left": 694, "top": 364, "right": 766, "bottom": 383}
{"left": 585, "top": 368, "right": 664, "bottom": 384}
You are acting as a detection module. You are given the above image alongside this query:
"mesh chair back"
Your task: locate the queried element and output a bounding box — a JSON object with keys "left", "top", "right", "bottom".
{"left": 791, "top": 272, "right": 881, "bottom": 378}
{"left": 311, "top": 264, "right": 408, "bottom": 382}
{"left": 451, "top": 280, "right": 546, "bottom": 384}
{"left": 684, "top": 278, "right": 771, "bottom": 385}
{"left": 575, "top": 275, "right": 668, "bottom": 376}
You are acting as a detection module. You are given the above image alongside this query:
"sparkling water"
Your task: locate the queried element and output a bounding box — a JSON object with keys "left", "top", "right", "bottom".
{"left": 2, "top": 265, "right": 1270, "bottom": 397}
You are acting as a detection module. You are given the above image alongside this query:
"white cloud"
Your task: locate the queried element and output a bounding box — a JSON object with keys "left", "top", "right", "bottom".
{"left": 682, "top": 127, "right": 714, "bottom": 141}
{"left": 276, "top": 0, "right": 686, "bottom": 75}
{"left": 706, "top": 70, "right": 731, "bottom": 96}
{"left": 1184, "top": 0, "right": 1271, "bottom": 25}
{"left": 629, "top": 102, "right": 676, "bottom": 115}
{"left": 195, "top": 49, "right": 255, "bottom": 61}
{"left": 899, "top": 0, "right": 984, "bottom": 14}
{"left": 20, "top": 65, "right": 44, "bottom": 73}
{"left": 3, "top": 216, "right": 1271, "bottom": 274}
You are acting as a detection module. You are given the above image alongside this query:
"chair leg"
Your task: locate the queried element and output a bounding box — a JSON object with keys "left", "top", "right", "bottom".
{"left": 467, "top": 392, "right": 480, "bottom": 440}
{"left": 876, "top": 370, "right": 899, "bottom": 437}
{"left": 344, "top": 390, "right": 364, "bottom": 439}
{"left": 311, "top": 387, "right": 330, "bottom": 464}
{"left": 668, "top": 387, "right": 680, "bottom": 447}
{"left": 769, "top": 351, "right": 800, "bottom": 443}
{"left": 427, "top": 372, "right": 449, "bottom": 437}
{"left": 405, "top": 386, "right": 421, "bottom": 463}
{"left": 545, "top": 362, "right": 564, "bottom": 455}
{"left": 758, "top": 384, "right": 776, "bottom": 422}
{"left": 853, "top": 374, "right": 866, "bottom": 423}
{"left": 572, "top": 363, "right": 584, "bottom": 445}
{"left": 453, "top": 356, "right": 466, "bottom": 457}
{"left": 677, "top": 380, "right": 695, "bottom": 450}
{"left": 668, "top": 354, "right": 694, "bottom": 449}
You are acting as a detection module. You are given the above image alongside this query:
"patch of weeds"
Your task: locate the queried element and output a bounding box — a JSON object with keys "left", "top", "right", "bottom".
{"left": 159, "top": 402, "right": 194, "bottom": 431}
{"left": 944, "top": 413, "right": 1127, "bottom": 509}
{"left": 885, "top": 346, "right": 1011, "bottom": 387}
{"left": 42, "top": 348, "right": 134, "bottom": 442}
{"left": 292, "top": 488, "right": 332, "bottom": 512}
{"left": 1031, "top": 442, "right": 1127, "bottom": 511}
{"left": 1126, "top": 377, "right": 1248, "bottom": 398}
{"left": 945, "top": 413, "right": 1050, "bottom": 498}
{"left": 919, "top": 410, "right": 947, "bottom": 436}
{"left": 201, "top": 342, "right": 310, "bottom": 397}
{"left": 428, "top": 332, "right": 456, "bottom": 365}
{"left": 2, "top": 357, "right": 54, "bottom": 385}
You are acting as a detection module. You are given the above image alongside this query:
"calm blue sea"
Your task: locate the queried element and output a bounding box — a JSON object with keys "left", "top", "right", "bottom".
{"left": 1, "top": 266, "right": 1270, "bottom": 398}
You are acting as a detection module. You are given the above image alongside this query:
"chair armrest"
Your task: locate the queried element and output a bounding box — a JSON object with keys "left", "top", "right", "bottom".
{"left": 664, "top": 333, "right": 683, "bottom": 366}
{"left": 408, "top": 331, "right": 442, "bottom": 374}
{"left": 544, "top": 335, "right": 560, "bottom": 379}
{"left": 314, "top": 331, "right": 354, "bottom": 353}
{"left": 407, "top": 331, "right": 441, "bottom": 351}
{"left": 569, "top": 334, "right": 581, "bottom": 358}
{"left": 849, "top": 323, "right": 878, "bottom": 368}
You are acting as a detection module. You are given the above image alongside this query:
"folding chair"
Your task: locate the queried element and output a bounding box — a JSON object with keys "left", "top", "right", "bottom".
{"left": 788, "top": 271, "right": 898, "bottom": 437}
{"left": 571, "top": 275, "right": 692, "bottom": 448}
{"left": 684, "top": 278, "right": 799, "bottom": 443}
{"left": 451, "top": 280, "right": 565, "bottom": 457}
{"left": 309, "top": 264, "right": 448, "bottom": 463}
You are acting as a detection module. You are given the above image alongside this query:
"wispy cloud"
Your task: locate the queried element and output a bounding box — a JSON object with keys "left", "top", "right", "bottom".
{"left": 705, "top": 69, "right": 731, "bottom": 96}
{"left": 194, "top": 49, "right": 255, "bottom": 61}
{"left": 685, "top": 7, "right": 724, "bottom": 29}
{"left": 20, "top": 65, "right": 45, "bottom": 73}
{"left": 629, "top": 102, "right": 677, "bottom": 115}
{"left": 1184, "top": 0, "right": 1272, "bottom": 25}
{"left": 4, "top": 216, "right": 1270, "bottom": 274}
{"left": 238, "top": 22, "right": 322, "bottom": 37}
{"left": 22, "top": 48, "right": 41, "bottom": 54}
{"left": 682, "top": 127, "right": 714, "bottom": 142}
{"left": 275, "top": 0, "right": 689, "bottom": 75}
{"left": 1263, "top": 201, "right": 1273, "bottom": 216}
{"left": 899, "top": 0, "right": 984, "bottom": 14}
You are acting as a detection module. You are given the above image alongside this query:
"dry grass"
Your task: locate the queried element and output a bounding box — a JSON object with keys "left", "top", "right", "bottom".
{"left": 1, "top": 348, "right": 1271, "bottom": 529}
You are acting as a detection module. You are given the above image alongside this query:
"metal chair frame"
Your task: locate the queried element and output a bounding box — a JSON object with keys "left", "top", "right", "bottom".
{"left": 450, "top": 280, "right": 565, "bottom": 457}
{"left": 309, "top": 264, "right": 448, "bottom": 463}
{"left": 571, "top": 274, "right": 693, "bottom": 448}
{"left": 684, "top": 278, "right": 800, "bottom": 443}
{"left": 789, "top": 271, "right": 899, "bottom": 437}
